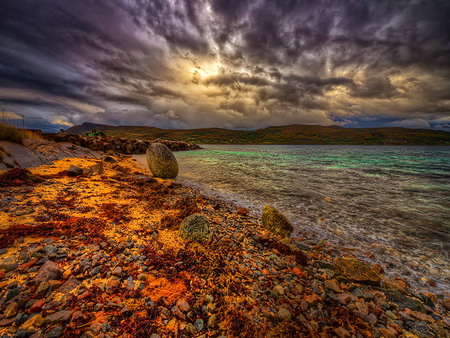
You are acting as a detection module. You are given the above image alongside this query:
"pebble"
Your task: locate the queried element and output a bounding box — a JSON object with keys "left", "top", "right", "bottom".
{"left": 4, "top": 302, "right": 19, "bottom": 317}
{"left": 112, "top": 266, "right": 122, "bottom": 276}
{"left": 273, "top": 285, "right": 285, "bottom": 295}
{"left": 176, "top": 299, "right": 190, "bottom": 312}
{"left": 45, "top": 325, "right": 63, "bottom": 338}
{"left": 36, "top": 281, "right": 50, "bottom": 294}
{"left": 324, "top": 279, "right": 341, "bottom": 293}
{"left": 22, "top": 315, "right": 44, "bottom": 330}
{"left": 194, "top": 319, "right": 204, "bottom": 332}
{"left": 45, "top": 311, "right": 73, "bottom": 325}
{"left": 278, "top": 308, "right": 291, "bottom": 321}
{"left": 0, "top": 256, "right": 18, "bottom": 272}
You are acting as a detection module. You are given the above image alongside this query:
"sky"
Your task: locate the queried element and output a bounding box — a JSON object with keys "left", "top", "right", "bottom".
{"left": 1, "top": 0, "right": 450, "bottom": 132}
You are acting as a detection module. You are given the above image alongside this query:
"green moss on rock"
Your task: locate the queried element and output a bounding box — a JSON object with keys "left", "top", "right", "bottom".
{"left": 262, "top": 205, "right": 293, "bottom": 238}
{"left": 333, "top": 257, "right": 380, "bottom": 286}
{"left": 178, "top": 214, "right": 212, "bottom": 242}
{"left": 146, "top": 142, "right": 179, "bottom": 179}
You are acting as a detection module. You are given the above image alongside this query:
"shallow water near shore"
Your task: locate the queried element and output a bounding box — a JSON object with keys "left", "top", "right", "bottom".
{"left": 135, "top": 144, "right": 450, "bottom": 293}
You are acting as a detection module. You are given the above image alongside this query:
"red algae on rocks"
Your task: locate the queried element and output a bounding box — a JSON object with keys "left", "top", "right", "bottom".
{"left": 0, "top": 156, "right": 448, "bottom": 338}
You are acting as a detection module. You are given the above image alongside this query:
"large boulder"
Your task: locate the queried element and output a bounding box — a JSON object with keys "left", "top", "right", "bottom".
{"left": 261, "top": 205, "right": 293, "bottom": 238}
{"left": 0, "top": 141, "right": 50, "bottom": 168}
{"left": 146, "top": 143, "right": 179, "bottom": 179}
{"left": 178, "top": 214, "right": 212, "bottom": 242}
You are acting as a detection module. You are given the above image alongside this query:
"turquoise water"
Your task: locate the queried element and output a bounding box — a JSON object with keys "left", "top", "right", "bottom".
{"left": 137, "top": 145, "right": 450, "bottom": 291}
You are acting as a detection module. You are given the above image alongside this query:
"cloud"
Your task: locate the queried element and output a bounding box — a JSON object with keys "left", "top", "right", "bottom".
{"left": 0, "top": 0, "right": 449, "bottom": 131}
{"left": 387, "top": 118, "right": 431, "bottom": 128}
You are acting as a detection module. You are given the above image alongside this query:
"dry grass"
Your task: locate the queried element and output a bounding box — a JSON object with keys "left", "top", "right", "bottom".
{"left": 0, "top": 123, "right": 24, "bottom": 144}
{"left": 0, "top": 123, "right": 43, "bottom": 144}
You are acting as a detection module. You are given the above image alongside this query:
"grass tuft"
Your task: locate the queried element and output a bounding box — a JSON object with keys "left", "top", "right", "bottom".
{"left": 0, "top": 123, "right": 24, "bottom": 144}
{"left": 0, "top": 123, "right": 43, "bottom": 144}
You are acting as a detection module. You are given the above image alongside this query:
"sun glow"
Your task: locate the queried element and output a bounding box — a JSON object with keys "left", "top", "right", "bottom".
{"left": 191, "top": 62, "right": 223, "bottom": 79}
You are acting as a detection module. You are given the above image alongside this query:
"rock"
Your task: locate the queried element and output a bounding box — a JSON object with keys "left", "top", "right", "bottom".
{"left": 0, "top": 141, "right": 51, "bottom": 168}
{"left": 45, "top": 325, "right": 63, "bottom": 338}
{"left": 261, "top": 205, "right": 293, "bottom": 238}
{"left": 333, "top": 257, "right": 380, "bottom": 285}
{"left": 237, "top": 206, "right": 248, "bottom": 215}
{"left": 45, "top": 310, "right": 73, "bottom": 325}
{"left": 89, "top": 163, "right": 104, "bottom": 173}
{"left": 58, "top": 276, "right": 80, "bottom": 294}
{"left": 324, "top": 279, "right": 341, "bottom": 293}
{"left": 207, "top": 314, "right": 217, "bottom": 328}
{"left": 33, "top": 261, "right": 62, "bottom": 283}
{"left": 36, "top": 281, "right": 49, "bottom": 294}
{"left": 0, "top": 318, "right": 15, "bottom": 327}
{"left": 22, "top": 314, "right": 44, "bottom": 330}
{"left": 6, "top": 287, "right": 20, "bottom": 300}
{"left": 176, "top": 299, "right": 191, "bottom": 312}
{"left": 335, "top": 326, "right": 351, "bottom": 338}
{"left": 112, "top": 266, "right": 122, "bottom": 276}
{"left": 0, "top": 256, "right": 18, "bottom": 272}
{"left": 4, "top": 302, "right": 19, "bottom": 317}
{"left": 273, "top": 285, "right": 285, "bottom": 295}
{"left": 103, "top": 155, "right": 117, "bottom": 163}
{"left": 66, "top": 165, "right": 83, "bottom": 176}
{"left": 378, "top": 328, "right": 396, "bottom": 338}
{"left": 178, "top": 214, "right": 212, "bottom": 242}
{"left": 146, "top": 143, "right": 179, "bottom": 179}
{"left": 278, "top": 308, "right": 291, "bottom": 321}
{"left": 382, "top": 289, "right": 426, "bottom": 313}
{"left": 29, "top": 299, "right": 44, "bottom": 313}
{"left": 194, "top": 319, "right": 204, "bottom": 332}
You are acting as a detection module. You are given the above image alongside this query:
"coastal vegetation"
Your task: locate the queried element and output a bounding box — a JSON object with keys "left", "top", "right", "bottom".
{"left": 0, "top": 123, "right": 42, "bottom": 144}
{"left": 1, "top": 156, "right": 449, "bottom": 337}
{"left": 67, "top": 122, "right": 450, "bottom": 145}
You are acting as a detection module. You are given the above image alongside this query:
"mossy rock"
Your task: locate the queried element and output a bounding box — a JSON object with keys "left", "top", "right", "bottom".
{"left": 146, "top": 142, "right": 179, "bottom": 179}
{"left": 262, "top": 205, "right": 293, "bottom": 238}
{"left": 333, "top": 257, "right": 380, "bottom": 286}
{"left": 178, "top": 214, "right": 212, "bottom": 242}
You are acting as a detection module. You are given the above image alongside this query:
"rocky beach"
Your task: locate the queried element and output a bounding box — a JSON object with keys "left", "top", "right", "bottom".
{"left": 0, "top": 142, "right": 449, "bottom": 338}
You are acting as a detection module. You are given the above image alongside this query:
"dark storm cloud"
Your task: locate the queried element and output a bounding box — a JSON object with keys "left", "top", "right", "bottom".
{"left": 0, "top": 0, "right": 449, "bottom": 131}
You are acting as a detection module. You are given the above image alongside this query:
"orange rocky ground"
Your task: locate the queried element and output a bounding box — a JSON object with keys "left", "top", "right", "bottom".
{"left": 0, "top": 155, "right": 449, "bottom": 338}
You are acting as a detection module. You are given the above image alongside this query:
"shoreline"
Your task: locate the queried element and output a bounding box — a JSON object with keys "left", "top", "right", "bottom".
{"left": 0, "top": 155, "right": 449, "bottom": 337}
{"left": 135, "top": 148, "right": 450, "bottom": 295}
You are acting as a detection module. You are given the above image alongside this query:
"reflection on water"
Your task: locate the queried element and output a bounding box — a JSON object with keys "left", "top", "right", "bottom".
{"left": 137, "top": 145, "right": 450, "bottom": 292}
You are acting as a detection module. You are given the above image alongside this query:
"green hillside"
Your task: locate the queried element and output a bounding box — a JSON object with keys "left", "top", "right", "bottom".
{"left": 66, "top": 122, "right": 450, "bottom": 145}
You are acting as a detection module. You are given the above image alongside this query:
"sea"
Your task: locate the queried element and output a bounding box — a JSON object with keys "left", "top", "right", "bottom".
{"left": 135, "top": 144, "right": 450, "bottom": 293}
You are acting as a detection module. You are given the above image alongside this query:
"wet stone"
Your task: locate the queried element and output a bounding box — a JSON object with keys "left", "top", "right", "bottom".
{"left": 45, "top": 310, "right": 73, "bottom": 325}
{"left": 194, "top": 319, "right": 204, "bottom": 332}
{"left": 7, "top": 281, "right": 18, "bottom": 289}
{"left": 176, "top": 299, "right": 190, "bottom": 312}
{"left": 0, "top": 256, "right": 18, "bottom": 272}
{"left": 90, "top": 266, "right": 101, "bottom": 276}
{"left": 36, "top": 281, "right": 50, "bottom": 294}
{"left": 6, "top": 287, "right": 20, "bottom": 301}
{"left": 273, "top": 285, "right": 285, "bottom": 295}
{"left": 383, "top": 289, "right": 426, "bottom": 313}
{"left": 278, "top": 308, "right": 291, "bottom": 321}
{"left": 4, "top": 302, "right": 19, "bottom": 318}
{"left": 324, "top": 279, "right": 341, "bottom": 293}
{"left": 45, "top": 325, "right": 63, "bottom": 338}
{"left": 33, "top": 261, "right": 62, "bottom": 283}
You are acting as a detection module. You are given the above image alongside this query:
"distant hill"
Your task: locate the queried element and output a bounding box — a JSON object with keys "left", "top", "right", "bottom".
{"left": 66, "top": 122, "right": 450, "bottom": 145}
